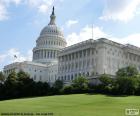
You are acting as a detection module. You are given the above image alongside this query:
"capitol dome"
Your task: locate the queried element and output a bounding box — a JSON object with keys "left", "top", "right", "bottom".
{"left": 40, "top": 25, "right": 64, "bottom": 37}
{"left": 32, "top": 7, "right": 67, "bottom": 65}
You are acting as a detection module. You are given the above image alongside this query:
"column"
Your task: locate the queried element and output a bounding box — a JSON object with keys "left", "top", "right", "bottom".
{"left": 50, "top": 50, "right": 52, "bottom": 58}
{"left": 48, "top": 50, "right": 50, "bottom": 58}
{"left": 41, "top": 50, "right": 43, "bottom": 59}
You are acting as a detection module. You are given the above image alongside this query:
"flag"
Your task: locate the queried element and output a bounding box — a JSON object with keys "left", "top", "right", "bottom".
{"left": 14, "top": 55, "right": 17, "bottom": 58}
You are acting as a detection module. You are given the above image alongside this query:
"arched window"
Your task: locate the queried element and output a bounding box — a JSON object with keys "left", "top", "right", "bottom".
{"left": 39, "top": 76, "right": 42, "bottom": 81}
{"left": 48, "top": 51, "right": 50, "bottom": 58}
{"left": 68, "top": 75, "right": 70, "bottom": 80}
{"left": 83, "top": 72, "right": 85, "bottom": 76}
{"left": 87, "top": 72, "right": 89, "bottom": 76}
{"left": 71, "top": 75, "right": 73, "bottom": 80}
{"left": 34, "top": 75, "right": 36, "bottom": 80}
{"left": 64, "top": 76, "right": 66, "bottom": 80}
{"left": 75, "top": 74, "right": 77, "bottom": 78}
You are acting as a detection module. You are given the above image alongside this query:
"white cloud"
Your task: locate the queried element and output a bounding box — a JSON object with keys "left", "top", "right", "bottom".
{"left": 0, "top": 2, "right": 8, "bottom": 21}
{"left": 10, "top": 0, "right": 22, "bottom": 5}
{"left": 111, "top": 34, "right": 140, "bottom": 48}
{"left": 0, "top": 0, "right": 22, "bottom": 21}
{"left": 100, "top": 0, "right": 140, "bottom": 22}
{"left": 38, "top": 4, "right": 49, "bottom": 14}
{"left": 0, "top": 0, "right": 63, "bottom": 21}
{"left": 0, "top": 54, "right": 7, "bottom": 63}
{"left": 25, "top": 0, "right": 58, "bottom": 14}
{"left": 66, "top": 25, "right": 109, "bottom": 46}
{"left": 1, "top": 0, "right": 22, "bottom": 5}
{"left": 66, "top": 20, "right": 78, "bottom": 28}
{"left": 66, "top": 24, "right": 140, "bottom": 48}
{"left": 0, "top": 48, "right": 32, "bottom": 65}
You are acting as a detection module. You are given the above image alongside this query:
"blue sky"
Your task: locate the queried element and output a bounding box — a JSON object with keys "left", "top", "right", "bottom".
{"left": 0, "top": 0, "right": 140, "bottom": 70}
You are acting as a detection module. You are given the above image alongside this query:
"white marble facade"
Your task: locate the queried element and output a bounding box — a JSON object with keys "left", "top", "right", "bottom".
{"left": 3, "top": 7, "right": 140, "bottom": 84}
{"left": 58, "top": 38, "right": 140, "bottom": 83}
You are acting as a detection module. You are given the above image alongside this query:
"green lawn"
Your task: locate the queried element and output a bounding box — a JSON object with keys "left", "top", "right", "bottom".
{"left": 0, "top": 94, "right": 139, "bottom": 116}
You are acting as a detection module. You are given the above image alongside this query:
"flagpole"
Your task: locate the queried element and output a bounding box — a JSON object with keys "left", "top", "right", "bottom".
{"left": 92, "top": 24, "right": 94, "bottom": 40}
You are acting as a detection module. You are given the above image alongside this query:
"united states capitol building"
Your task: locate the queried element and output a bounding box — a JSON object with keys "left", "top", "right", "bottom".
{"left": 3, "top": 7, "right": 140, "bottom": 84}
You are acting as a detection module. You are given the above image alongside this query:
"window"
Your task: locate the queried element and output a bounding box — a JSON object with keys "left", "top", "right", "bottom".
{"left": 34, "top": 75, "right": 36, "bottom": 80}
{"left": 80, "top": 51, "right": 82, "bottom": 57}
{"left": 83, "top": 50, "right": 86, "bottom": 56}
{"left": 87, "top": 49, "right": 90, "bottom": 55}
{"left": 76, "top": 53, "right": 78, "bottom": 58}
{"left": 68, "top": 75, "right": 70, "bottom": 80}
{"left": 92, "top": 49, "right": 94, "bottom": 55}
{"left": 39, "top": 76, "right": 42, "bottom": 81}
{"left": 61, "top": 76, "right": 63, "bottom": 80}
{"left": 71, "top": 75, "right": 73, "bottom": 80}
{"left": 69, "top": 55, "right": 71, "bottom": 61}
{"left": 87, "top": 72, "right": 89, "bottom": 76}
{"left": 75, "top": 74, "right": 77, "bottom": 78}
{"left": 96, "top": 50, "right": 98, "bottom": 54}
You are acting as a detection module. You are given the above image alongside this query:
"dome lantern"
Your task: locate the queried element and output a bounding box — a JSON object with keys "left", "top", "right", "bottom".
{"left": 49, "top": 6, "right": 56, "bottom": 25}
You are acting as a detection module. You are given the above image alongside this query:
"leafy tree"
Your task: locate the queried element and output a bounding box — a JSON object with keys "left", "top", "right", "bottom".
{"left": 17, "top": 70, "right": 30, "bottom": 79}
{"left": 115, "top": 76, "right": 139, "bottom": 95}
{"left": 114, "top": 66, "right": 139, "bottom": 95}
{"left": 63, "top": 86, "right": 73, "bottom": 94}
{"left": 53, "top": 80, "right": 64, "bottom": 91}
{"left": 4, "top": 71, "right": 19, "bottom": 99}
{"left": 7, "top": 71, "right": 17, "bottom": 82}
{"left": 99, "top": 74, "right": 113, "bottom": 86}
{"left": 72, "top": 76, "right": 88, "bottom": 91}
{"left": 116, "top": 66, "right": 138, "bottom": 78}
{"left": 97, "top": 74, "right": 114, "bottom": 94}
{"left": 0, "top": 71, "right": 5, "bottom": 82}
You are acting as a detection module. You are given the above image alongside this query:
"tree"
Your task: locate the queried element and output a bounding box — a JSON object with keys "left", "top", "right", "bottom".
{"left": 136, "top": 75, "right": 140, "bottom": 95}
{"left": 63, "top": 86, "right": 73, "bottom": 94}
{"left": 0, "top": 71, "right": 5, "bottom": 82}
{"left": 7, "top": 71, "right": 17, "bottom": 81}
{"left": 116, "top": 66, "right": 138, "bottom": 78}
{"left": 99, "top": 74, "right": 113, "bottom": 86}
{"left": 115, "top": 76, "right": 139, "bottom": 95}
{"left": 114, "top": 66, "right": 139, "bottom": 95}
{"left": 4, "top": 71, "right": 19, "bottom": 99}
{"left": 97, "top": 74, "right": 114, "bottom": 94}
{"left": 53, "top": 80, "right": 64, "bottom": 90}
{"left": 72, "top": 76, "right": 88, "bottom": 91}
{"left": 17, "top": 70, "right": 30, "bottom": 79}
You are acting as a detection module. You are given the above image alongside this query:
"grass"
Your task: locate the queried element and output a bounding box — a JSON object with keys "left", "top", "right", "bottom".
{"left": 0, "top": 94, "right": 140, "bottom": 116}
